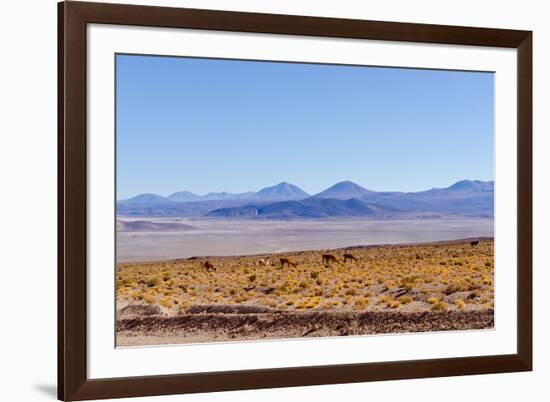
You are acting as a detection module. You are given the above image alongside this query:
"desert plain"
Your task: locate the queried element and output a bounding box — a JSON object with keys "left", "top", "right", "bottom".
{"left": 116, "top": 236, "right": 494, "bottom": 346}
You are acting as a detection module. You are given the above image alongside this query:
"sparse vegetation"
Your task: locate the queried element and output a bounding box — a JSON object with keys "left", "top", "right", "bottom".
{"left": 117, "top": 240, "right": 494, "bottom": 315}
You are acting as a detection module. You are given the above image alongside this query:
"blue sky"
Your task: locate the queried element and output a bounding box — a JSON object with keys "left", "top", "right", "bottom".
{"left": 116, "top": 54, "right": 494, "bottom": 199}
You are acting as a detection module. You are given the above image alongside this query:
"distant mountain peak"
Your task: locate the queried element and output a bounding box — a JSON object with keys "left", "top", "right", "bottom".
{"left": 168, "top": 190, "right": 201, "bottom": 202}
{"left": 447, "top": 179, "right": 494, "bottom": 192}
{"left": 171, "top": 190, "right": 196, "bottom": 196}
{"left": 272, "top": 181, "right": 295, "bottom": 188}
{"left": 119, "top": 193, "right": 174, "bottom": 205}
{"left": 253, "top": 182, "right": 310, "bottom": 201}
{"left": 313, "top": 181, "right": 374, "bottom": 200}
{"left": 132, "top": 193, "right": 164, "bottom": 199}
{"left": 335, "top": 180, "right": 358, "bottom": 186}
{"left": 201, "top": 191, "right": 256, "bottom": 201}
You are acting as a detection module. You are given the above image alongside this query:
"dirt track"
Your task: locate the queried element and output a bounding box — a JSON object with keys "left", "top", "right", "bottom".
{"left": 117, "top": 309, "right": 494, "bottom": 346}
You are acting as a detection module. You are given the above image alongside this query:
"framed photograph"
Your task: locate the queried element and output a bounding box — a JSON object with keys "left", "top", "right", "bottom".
{"left": 58, "top": 1, "right": 532, "bottom": 400}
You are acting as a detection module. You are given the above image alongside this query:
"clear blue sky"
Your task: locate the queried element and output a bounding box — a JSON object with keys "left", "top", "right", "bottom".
{"left": 116, "top": 54, "right": 494, "bottom": 199}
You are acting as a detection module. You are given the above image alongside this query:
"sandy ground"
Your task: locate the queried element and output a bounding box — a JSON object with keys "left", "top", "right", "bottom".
{"left": 116, "top": 217, "right": 494, "bottom": 262}
{"left": 116, "top": 239, "right": 494, "bottom": 346}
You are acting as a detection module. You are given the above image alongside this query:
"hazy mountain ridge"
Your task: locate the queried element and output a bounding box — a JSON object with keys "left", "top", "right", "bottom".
{"left": 205, "top": 198, "right": 401, "bottom": 219}
{"left": 118, "top": 182, "right": 310, "bottom": 217}
{"left": 118, "top": 179, "right": 494, "bottom": 219}
{"left": 122, "top": 182, "right": 309, "bottom": 206}
{"left": 360, "top": 180, "right": 494, "bottom": 216}
{"left": 117, "top": 199, "right": 262, "bottom": 217}
{"left": 168, "top": 190, "right": 256, "bottom": 202}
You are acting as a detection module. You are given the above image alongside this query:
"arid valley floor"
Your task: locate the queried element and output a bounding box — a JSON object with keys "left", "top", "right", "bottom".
{"left": 116, "top": 217, "right": 494, "bottom": 262}
{"left": 116, "top": 238, "right": 494, "bottom": 346}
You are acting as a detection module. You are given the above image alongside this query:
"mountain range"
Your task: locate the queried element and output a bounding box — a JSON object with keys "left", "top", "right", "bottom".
{"left": 165, "top": 182, "right": 306, "bottom": 203}
{"left": 117, "top": 180, "right": 494, "bottom": 219}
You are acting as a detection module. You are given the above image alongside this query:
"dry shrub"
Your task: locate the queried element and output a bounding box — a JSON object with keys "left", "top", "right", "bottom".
{"left": 398, "top": 295, "right": 413, "bottom": 304}
{"left": 354, "top": 297, "right": 369, "bottom": 309}
{"left": 400, "top": 275, "right": 418, "bottom": 291}
{"left": 146, "top": 277, "right": 160, "bottom": 287}
{"left": 377, "top": 295, "right": 392, "bottom": 305}
{"left": 345, "top": 288, "right": 357, "bottom": 296}
{"left": 482, "top": 275, "right": 493, "bottom": 285}
{"left": 143, "top": 294, "right": 156, "bottom": 304}
{"left": 159, "top": 297, "right": 173, "bottom": 308}
{"left": 431, "top": 301, "right": 448, "bottom": 311}
{"left": 427, "top": 297, "right": 439, "bottom": 304}
{"left": 445, "top": 282, "right": 462, "bottom": 295}
{"left": 387, "top": 300, "right": 401, "bottom": 309}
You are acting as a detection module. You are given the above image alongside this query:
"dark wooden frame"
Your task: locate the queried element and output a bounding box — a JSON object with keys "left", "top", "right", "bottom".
{"left": 58, "top": 1, "right": 532, "bottom": 400}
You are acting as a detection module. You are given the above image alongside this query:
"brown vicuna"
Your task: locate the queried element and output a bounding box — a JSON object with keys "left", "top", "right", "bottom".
{"left": 470, "top": 240, "right": 479, "bottom": 247}
{"left": 343, "top": 253, "right": 358, "bottom": 263}
{"left": 280, "top": 257, "right": 298, "bottom": 268}
{"left": 322, "top": 254, "right": 339, "bottom": 266}
{"left": 203, "top": 261, "right": 216, "bottom": 271}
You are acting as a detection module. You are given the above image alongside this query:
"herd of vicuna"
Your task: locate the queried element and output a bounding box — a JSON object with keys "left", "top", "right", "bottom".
{"left": 202, "top": 252, "right": 359, "bottom": 272}
{"left": 202, "top": 240, "right": 481, "bottom": 272}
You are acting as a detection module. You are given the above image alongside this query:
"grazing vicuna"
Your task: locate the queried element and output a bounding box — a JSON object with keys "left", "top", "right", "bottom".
{"left": 322, "top": 254, "right": 339, "bottom": 266}
{"left": 470, "top": 240, "right": 479, "bottom": 247}
{"left": 343, "top": 253, "right": 358, "bottom": 263}
{"left": 203, "top": 261, "right": 216, "bottom": 271}
{"left": 280, "top": 257, "right": 298, "bottom": 268}
{"left": 257, "top": 257, "right": 271, "bottom": 267}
